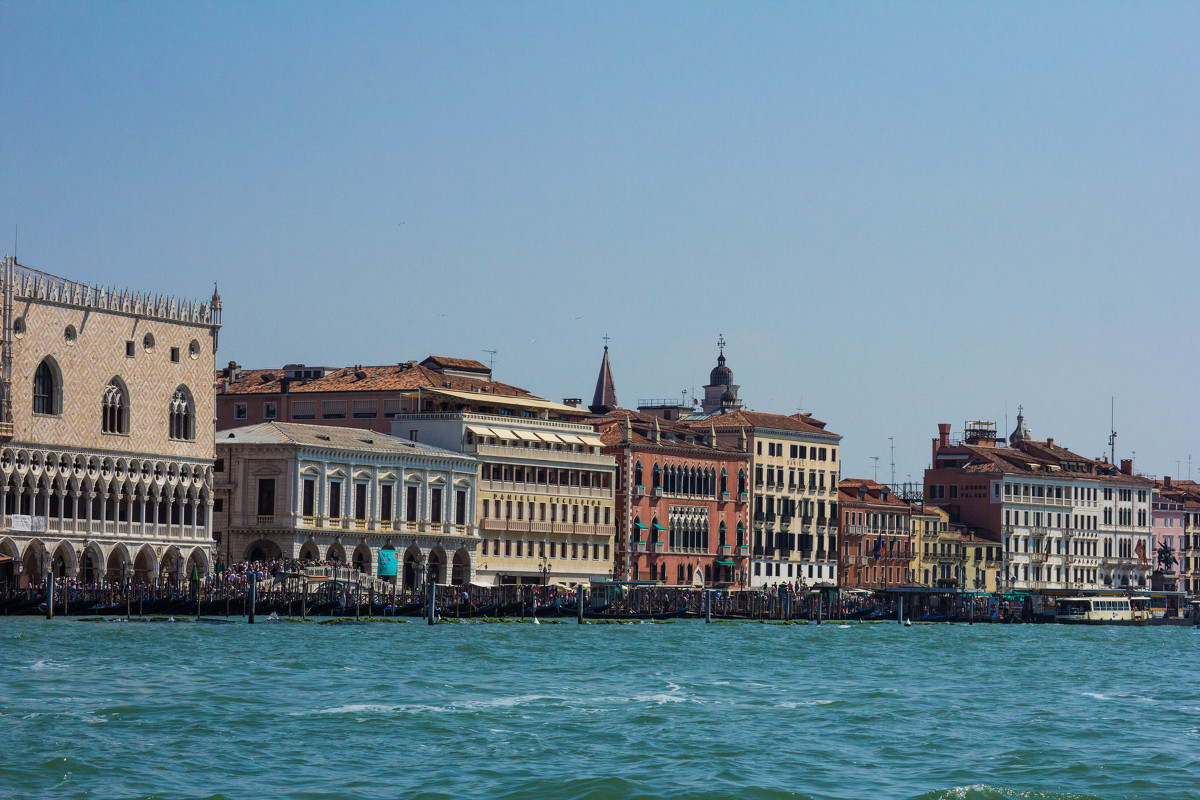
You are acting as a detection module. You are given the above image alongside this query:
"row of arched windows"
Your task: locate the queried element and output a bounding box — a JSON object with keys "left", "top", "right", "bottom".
{"left": 633, "top": 461, "right": 746, "bottom": 497}
{"left": 634, "top": 516, "right": 745, "bottom": 550}
{"left": 31, "top": 357, "right": 194, "bottom": 441}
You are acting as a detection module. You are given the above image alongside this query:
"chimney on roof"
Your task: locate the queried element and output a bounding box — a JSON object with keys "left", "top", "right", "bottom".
{"left": 1047, "top": 438, "right": 1054, "bottom": 447}
{"left": 1120, "top": 459, "right": 1133, "bottom": 476}
{"left": 934, "top": 423, "right": 951, "bottom": 464}
{"left": 1164, "top": 476, "right": 1172, "bottom": 488}
{"left": 280, "top": 377, "right": 292, "bottom": 394}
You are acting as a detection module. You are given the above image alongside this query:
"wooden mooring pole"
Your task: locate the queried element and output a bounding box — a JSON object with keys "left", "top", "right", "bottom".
{"left": 248, "top": 573, "right": 257, "bottom": 624}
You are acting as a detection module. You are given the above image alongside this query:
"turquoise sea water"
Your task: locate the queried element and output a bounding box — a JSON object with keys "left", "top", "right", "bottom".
{"left": 1, "top": 618, "right": 1198, "bottom": 800}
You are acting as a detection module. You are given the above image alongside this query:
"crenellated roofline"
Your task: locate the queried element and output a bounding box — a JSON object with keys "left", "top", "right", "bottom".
{"left": 3, "top": 258, "right": 221, "bottom": 328}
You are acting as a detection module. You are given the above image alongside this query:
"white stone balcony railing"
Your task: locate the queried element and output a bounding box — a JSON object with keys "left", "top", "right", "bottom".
{"left": 474, "top": 443, "right": 616, "bottom": 467}
{"left": 478, "top": 479, "right": 612, "bottom": 499}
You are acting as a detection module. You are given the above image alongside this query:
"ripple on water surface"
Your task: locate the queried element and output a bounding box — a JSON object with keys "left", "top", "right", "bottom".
{"left": 0, "top": 620, "right": 1197, "bottom": 800}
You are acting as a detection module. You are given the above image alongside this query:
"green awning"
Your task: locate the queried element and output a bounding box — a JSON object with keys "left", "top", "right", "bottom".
{"left": 633, "top": 521, "right": 648, "bottom": 530}
{"left": 652, "top": 522, "right": 666, "bottom": 531}
{"left": 715, "top": 559, "right": 735, "bottom": 566}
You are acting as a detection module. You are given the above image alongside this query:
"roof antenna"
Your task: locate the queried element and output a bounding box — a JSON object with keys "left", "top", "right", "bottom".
{"left": 889, "top": 437, "right": 896, "bottom": 486}
{"left": 870, "top": 456, "right": 879, "bottom": 482}
{"left": 483, "top": 349, "right": 497, "bottom": 371}
{"left": 1108, "top": 397, "right": 1117, "bottom": 464}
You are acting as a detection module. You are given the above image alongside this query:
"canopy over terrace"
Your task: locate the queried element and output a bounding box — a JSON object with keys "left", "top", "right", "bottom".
{"left": 404, "top": 388, "right": 582, "bottom": 417}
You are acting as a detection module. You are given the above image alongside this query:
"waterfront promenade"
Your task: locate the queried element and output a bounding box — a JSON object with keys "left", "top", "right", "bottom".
{"left": 2, "top": 618, "right": 1198, "bottom": 800}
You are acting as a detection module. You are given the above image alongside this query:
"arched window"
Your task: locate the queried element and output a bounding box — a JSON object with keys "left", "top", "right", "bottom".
{"left": 634, "top": 461, "right": 643, "bottom": 488}
{"left": 736, "top": 521, "right": 745, "bottom": 547}
{"left": 169, "top": 386, "right": 194, "bottom": 441}
{"left": 737, "top": 469, "right": 746, "bottom": 494}
{"left": 102, "top": 379, "right": 129, "bottom": 434}
{"left": 719, "top": 521, "right": 727, "bottom": 547}
{"left": 33, "top": 358, "right": 61, "bottom": 415}
{"left": 720, "top": 468, "right": 728, "bottom": 495}
{"left": 652, "top": 463, "right": 661, "bottom": 490}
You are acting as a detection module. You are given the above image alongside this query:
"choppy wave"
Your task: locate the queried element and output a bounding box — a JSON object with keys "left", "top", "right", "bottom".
{"left": 0, "top": 619, "right": 1197, "bottom": 800}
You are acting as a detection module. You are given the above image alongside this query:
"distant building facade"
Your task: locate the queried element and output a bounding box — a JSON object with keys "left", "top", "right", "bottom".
{"left": 215, "top": 356, "right": 533, "bottom": 433}
{"left": 924, "top": 413, "right": 1155, "bottom": 593}
{"left": 213, "top": 423, "right": 477, "bottom": 587}
{"left": 837, "top": 478, "right": 913, "bottom": 589}
{"left": 594, "top": 410, "right": 751, "bottom": 587}
{"left": 0, "top": 257, "right": 221, "bottom": 588}
{"left": 908, "top": 504, "right": 1002, "bottom": 593}
{"left": 1154, "top": 477, "right": 1200, "bottom": 594}
{"left": 391, "top": 389, "right": 617, "bottom": 587}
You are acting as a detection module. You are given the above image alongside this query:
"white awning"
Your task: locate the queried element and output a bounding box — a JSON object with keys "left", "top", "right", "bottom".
{"left": 513, "top": 429, "right": 540, "bottom": 441}
{"left": 489, "top": 427, "right": 516, "bottom": 440}
{"left": 578, "top": 435, "right": 604, "bottom": 447}
{"left": 466, "top": 425, "right": 495, "bottom": 437}
{"left": 469, "top": 580, "right": 495, "bottom": 588}
{"left": 557, "top": 433, "right": 584, "bottom": 445}
{"left": 536, "top": 432, "right": 563, "bottom": 443}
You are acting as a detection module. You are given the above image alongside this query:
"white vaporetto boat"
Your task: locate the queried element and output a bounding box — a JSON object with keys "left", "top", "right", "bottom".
{"left": 1055, "top": 595, "right": 1151, "bottom": 626}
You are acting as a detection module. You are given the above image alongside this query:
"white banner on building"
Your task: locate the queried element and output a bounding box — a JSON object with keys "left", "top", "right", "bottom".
{"left": 9, "top": 515, "right": 46, "bottom": 532}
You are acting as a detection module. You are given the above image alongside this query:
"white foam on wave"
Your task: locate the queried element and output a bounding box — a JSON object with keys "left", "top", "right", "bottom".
{"left": 1082, "top": 691, "right": 1157, "bottom": 703}
{"left": 630, "top": 693, "right": 687, "bottom": 705}
{"left": 778, "top": 699, "right": 837, "bottom": 708}
{"left": 28, "top": 659, "right": 71, "bottom": 671}
{"left": 313, "top": 694, "right": 562, "bottom": 716}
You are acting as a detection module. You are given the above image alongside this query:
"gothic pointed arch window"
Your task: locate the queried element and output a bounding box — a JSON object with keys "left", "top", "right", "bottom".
{"left": 33, "top": 357, "right": 62, "bottom": 416}
{"left": 169, "top": 386, "right": 195, "bottom": 441}
{"left": 634, "top": 461, "right": 643, "bottom": 488}
{"left": 102, "top": 378, "right": 130, "bottom": 434}
{"left": 652, "top": 462, "right": 661, "bottom": 490}
{"left": 737, "top": 468, "right": 746, "bottom": 494}
{"left": 719, "top": 521, "right": 727, "bottom": 547}
{"left": 720, "top": 468, "right": 728, "bottom": 495}
{"left": 736, "top": 521, "right": 745, "bottom": 547}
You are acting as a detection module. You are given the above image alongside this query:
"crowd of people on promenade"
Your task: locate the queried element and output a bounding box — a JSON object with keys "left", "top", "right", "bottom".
{"left": 1, "top": 557, "right": 992, "bottom": 622}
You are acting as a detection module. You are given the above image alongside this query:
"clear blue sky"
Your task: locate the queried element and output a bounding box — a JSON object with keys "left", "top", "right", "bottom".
{"left": 3, "top": 2, "right": 1197, "bottom": 484}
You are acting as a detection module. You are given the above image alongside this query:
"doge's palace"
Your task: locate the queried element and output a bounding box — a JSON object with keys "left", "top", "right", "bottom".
{"left": 0, "top": 256, "right": 221, "bottom": 588}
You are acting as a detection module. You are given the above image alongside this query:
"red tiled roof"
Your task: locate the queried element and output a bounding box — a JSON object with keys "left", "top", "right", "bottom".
{"left": 939, "top": 440, "right": 1153, "bottom": 485}
{"left": 837, "top": 478, "right": 911, "bottom": 509}
{"left": 683, "top": 409, "right": 839, "bottom": 438}
{"left": 217, "top": 361, "right": 534, "bottom": 398}
{"left": 420, "top": 356, "right": 490, "bottom": 372}
{"left": 593, "top": 410, "right": 746, "bottom": 455}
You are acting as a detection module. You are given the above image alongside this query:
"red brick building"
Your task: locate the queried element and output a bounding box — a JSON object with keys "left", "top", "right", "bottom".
{"left": 838, "top": 478, "right": 915, "bottom": 588}
{"left": 215, "top": 356, "right": 535, "bottom": 433}
{"left": 594, "top": 410, "right": 751, "bottom": 587}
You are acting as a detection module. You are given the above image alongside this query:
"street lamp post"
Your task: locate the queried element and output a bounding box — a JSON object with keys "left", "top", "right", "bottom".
{"left": 539, "top": 557, "right": 552, "bottom": 588}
